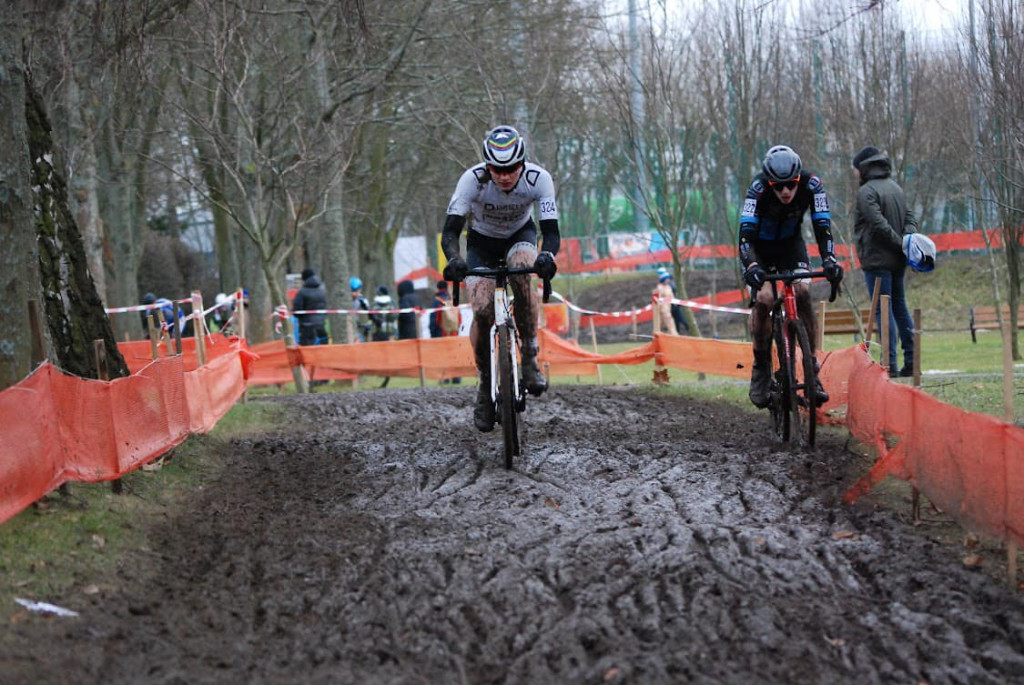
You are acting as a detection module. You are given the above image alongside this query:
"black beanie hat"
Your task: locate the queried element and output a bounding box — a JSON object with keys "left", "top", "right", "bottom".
{"left": 852, "top": 146, "right": 881, "bottom": 169}
{"left": 301, "top": 268, "right": 315, "bottom": 281}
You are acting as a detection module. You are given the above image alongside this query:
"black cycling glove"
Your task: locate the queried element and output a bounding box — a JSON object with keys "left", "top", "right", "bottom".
{"left": 822, "top": 257, "right": 843, "bottom": 285}
{"left": 534, "top": 251, "right": 557, "bottom": 281}
{"left": 743, "top": 263, "right": 767, "bottom": 290}
{"left": 443, "top": 257, "right": 468, "bottom": 283}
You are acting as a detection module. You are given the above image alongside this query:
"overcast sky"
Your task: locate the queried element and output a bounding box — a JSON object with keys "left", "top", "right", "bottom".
{"left": 898, "top": 0, "right": 966, "bottom": 34}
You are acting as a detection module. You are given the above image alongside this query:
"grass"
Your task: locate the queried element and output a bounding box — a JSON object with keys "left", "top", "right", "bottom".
{"left": 0, "top": 401, "right": 289, "bottom": 616}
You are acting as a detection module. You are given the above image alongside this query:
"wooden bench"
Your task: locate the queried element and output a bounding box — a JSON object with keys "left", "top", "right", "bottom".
{"left": 820, "top": 308, "right": 873, "bottom": 336}
{"left": 969, "top": 305, "right": 1024, "bottom": 343}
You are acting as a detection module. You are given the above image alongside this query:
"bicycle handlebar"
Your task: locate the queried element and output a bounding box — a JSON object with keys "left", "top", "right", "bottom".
{"left": 450, "top": 266, "right": 552, "bottom": 306}
{"left": 762, "top": 270, "right": 841, "bottom": 303}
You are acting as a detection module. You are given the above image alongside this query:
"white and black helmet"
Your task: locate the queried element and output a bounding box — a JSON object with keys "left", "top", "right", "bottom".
{"left": 482, "top": 125, "right": 526, "bottom": 168}
{"left": 903, "top": 233, "right": 936, "bottom": 272}
{"left": 762, "top": 145, "right": 802, "bottom": 184}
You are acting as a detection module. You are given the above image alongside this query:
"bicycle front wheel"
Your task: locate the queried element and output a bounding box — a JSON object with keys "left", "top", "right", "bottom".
{"left": 770, "top": 315, "right": 792, "bottom": 442}
{"left": 792, "top": 318, "right": 818, "bottom": 447}
{"left": 497, "top": 323, "right": 521, "bottom": 468}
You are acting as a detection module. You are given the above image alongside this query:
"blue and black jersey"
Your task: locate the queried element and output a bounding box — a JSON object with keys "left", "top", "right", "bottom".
{"left": 738, "top": 172, "right": 835, "bottom": 269}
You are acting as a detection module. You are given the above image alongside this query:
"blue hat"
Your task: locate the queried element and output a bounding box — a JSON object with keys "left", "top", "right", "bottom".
{"left": 349, "top": 276, "right": 363, "bottom": 291}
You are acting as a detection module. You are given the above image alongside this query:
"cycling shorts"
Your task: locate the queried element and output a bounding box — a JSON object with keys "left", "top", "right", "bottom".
{"left": 467, "top": 220, "right": 538, "bottom": 269}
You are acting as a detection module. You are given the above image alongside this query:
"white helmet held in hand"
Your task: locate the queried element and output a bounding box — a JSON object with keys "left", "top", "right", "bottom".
{"left": 903, "top": 233, "right": 936, "bottom": 272}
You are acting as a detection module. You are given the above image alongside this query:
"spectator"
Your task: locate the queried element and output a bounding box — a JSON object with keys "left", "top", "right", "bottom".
{"left": 653, "top": 271, "right": 678, "bottom": 335}
{"left": 140, "top": 292, "right": 158, "bottom": 339}
{"left": 396, "top": 280, "right": 419, "bottom": 340}
{"left": 350, "top": 277, "right": 372, "bottom": 342}
{"left": 657, "top": 267, "right": 690, "bottom": 334}
{"left": 292, "top": 268, "right": 328, "bottom": 346}
{"left": 429, "top": 280, "right": 461, "bottom": 384}
{"left": 429, "top": 281, "right": 460, "bottom": 338}
{"left": 372, "top": 285, "right": 395, "bottom": 341}
{"left": 852, "top": 145, "right": 918, "bottom": 377}
{"left": 209, "top": 293, "right": 235, "bottom": 336}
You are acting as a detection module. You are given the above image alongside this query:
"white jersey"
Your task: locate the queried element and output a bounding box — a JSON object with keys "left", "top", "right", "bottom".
{"left": 446, "top": 162, "right": 558, "bottom": 239}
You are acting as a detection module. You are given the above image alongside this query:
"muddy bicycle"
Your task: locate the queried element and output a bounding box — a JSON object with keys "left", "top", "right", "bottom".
{"left": 453, "top": 261, "right": 552, "bottom": 468}
{"left": 763, "top": 270, "right": 839, "bottom": 448}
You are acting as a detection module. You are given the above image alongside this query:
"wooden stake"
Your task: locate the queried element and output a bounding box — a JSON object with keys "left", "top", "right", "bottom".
{"left": 913, "top": 309, "right": 922, "bottom": 387}
{"left": 1003, "top": 318, "right": 1014, "bottom": 423}
{"left": 191, "top": 290, "right": 207, "bottom": 367}
{"left": 590, "top": 318, "right": 602, "bottom": 385}
{"left": 147, "top": 313, "right": 159, "bottom": 359}
{"left": 880, "top": 294, "right": 891, "bottom": 372}
{"left": 865, "top": 277, "right": 882, "bottom": 347}
{"left": 235, "top": 288, "right": 246, "bottom": 342}
{"left": 94, "top": 339, "right": 122, "bottom": 495}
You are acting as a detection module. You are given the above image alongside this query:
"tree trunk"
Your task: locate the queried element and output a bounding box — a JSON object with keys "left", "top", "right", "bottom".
{"left": 66, "top": 69, "right": 107, "bottom": 302}
{"left": 0, "top": 1, "right": 41, "bottom": 389}
{"left": 27, "top": 76, "right": 129, "bottom": 379}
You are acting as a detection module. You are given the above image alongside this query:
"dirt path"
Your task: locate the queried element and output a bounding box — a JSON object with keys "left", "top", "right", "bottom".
{"left": 3, "top": 386, "right": 1023, "bottom": 684}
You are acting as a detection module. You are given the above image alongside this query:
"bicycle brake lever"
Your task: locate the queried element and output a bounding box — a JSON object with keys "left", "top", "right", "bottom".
{"left": 829, "top": 280, "right": 840, "bottom": 303}
{"left": 452, "top": 281, "right": 460, "bottom": 307}
{"left": 542, "top": 278, "right": 551, "bottom": 304}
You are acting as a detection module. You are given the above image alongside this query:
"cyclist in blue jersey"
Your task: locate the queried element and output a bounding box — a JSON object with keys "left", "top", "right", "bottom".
{"left": 739, "top": 145, "right": 843, "bottom": 409}
{"left": 441, "top": 125, "right": 560, "bottom": 432}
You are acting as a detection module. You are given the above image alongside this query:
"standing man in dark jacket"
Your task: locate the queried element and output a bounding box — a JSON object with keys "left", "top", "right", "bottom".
{"left": 396, "top": 280, "right": 419, "bottom": 340}
{"left": 292, "top": 268, "right": 328, "bottom": 345}
{"left": 852, "top": 146, "right": 918, "bottom": 377}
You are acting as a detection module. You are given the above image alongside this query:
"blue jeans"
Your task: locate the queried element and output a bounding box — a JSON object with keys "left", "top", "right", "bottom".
{"left": 863, "top": 268, "right": 914, "bottom": 371}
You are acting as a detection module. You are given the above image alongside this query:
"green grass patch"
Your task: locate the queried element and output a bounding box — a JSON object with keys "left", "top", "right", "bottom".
{"left": 0, "top": 400, "right": 289, "bottom": 618}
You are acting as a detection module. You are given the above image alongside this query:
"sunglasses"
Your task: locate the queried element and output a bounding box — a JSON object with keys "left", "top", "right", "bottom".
{"left": 769, "top": 176, "right": 800, "bottom": 191}
{"left": 487, "top": 163, "right": 523, "bottom": 175}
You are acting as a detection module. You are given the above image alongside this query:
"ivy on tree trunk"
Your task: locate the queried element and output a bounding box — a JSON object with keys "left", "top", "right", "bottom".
{"left": 27, "top": 74, "right": 129, "bottom": 380}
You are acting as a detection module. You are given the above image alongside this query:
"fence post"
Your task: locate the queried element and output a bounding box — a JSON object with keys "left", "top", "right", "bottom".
{"left": 93, "top": 339, "right": 123, "bottom": 495}
{"left": 1003, "top": 317, "right": 1019, "bottom": 588}
{"left": 147, "top": 313, "right": 159, "bottom": 359}
{"left": 865, "top": 277, "right": 882, "bottom": 348}
{"left": 590, "top": 318, "right": 602, "bottom": 386}
{"left": 235, "top": 287, "right": 247, "bottom": 342}
{"left": 282, "top": 313, "right": 310, "bottom": 394}
{"left": 880, "top": 294, "right": 891, "bottom": 372}
{"left": 191, "top": 291, "right": 206, "bottom": 367}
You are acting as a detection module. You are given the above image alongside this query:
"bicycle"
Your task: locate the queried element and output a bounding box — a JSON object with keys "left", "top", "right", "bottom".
{"left": 452, "top": 261, "right": 551, "bottom": 469}
{"left": 761, "top": 270, "right": 839, "bottom": 448}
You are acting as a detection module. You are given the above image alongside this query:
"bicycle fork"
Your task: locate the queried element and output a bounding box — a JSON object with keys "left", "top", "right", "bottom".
{"left": 488, "top": 290, "right": 521, "bottom": 406}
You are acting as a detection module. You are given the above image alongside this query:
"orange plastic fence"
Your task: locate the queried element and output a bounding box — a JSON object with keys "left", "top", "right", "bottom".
{"left": 0, "top": 346, "right": 249, "bottom": 524}
{"left": 821, "top": 344, "right": 1024, "bottom": 547}
{"left": 6, "top": 326, "right": 1024, "bottom": 551}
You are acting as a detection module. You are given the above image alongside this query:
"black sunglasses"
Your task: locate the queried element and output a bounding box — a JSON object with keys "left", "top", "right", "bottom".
{"left": 768, "top": 176, "right": 800, "bottom": 191}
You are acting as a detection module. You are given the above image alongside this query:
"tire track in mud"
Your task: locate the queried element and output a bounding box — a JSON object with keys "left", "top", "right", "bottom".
{"left": 3, "top": 385, "right": 1023, "bottom": 685}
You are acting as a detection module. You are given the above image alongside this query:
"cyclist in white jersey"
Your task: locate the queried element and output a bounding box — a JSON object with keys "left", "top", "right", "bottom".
{"left": 441, "top": 125, "right": 560, "bottom": 432}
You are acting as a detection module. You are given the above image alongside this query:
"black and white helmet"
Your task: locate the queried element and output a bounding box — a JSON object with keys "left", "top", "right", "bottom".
{"left": 762, "top": 145, "right": 802, "bottom": 184}
{"left": 482, "top": 125, "right": 526, "bottom": 168}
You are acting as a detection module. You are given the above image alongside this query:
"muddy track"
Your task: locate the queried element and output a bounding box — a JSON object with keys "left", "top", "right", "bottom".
{"left": 3, "top": 386, "right": 1023, "bottom": 685}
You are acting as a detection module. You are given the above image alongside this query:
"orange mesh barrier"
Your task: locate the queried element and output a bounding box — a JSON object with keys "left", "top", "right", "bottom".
{"left": 0, "top": 345, "right": 250, "bottom": 524}
{"left": 826, "top": 344, "right": 1024, "bottom": 547}
{"left": 654, "top": 333, "right": 752, "bottom": 379}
